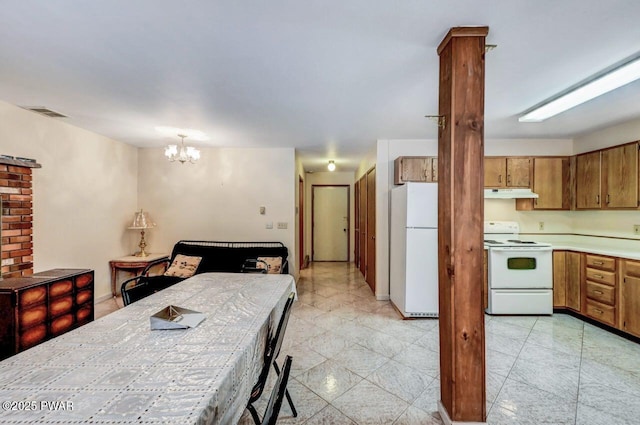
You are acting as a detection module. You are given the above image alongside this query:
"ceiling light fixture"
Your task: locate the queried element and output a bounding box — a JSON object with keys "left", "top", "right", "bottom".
{"left": 165, "top": 134, "right": 200, "bottom": 164}
{"left": 327, "top": 160, "right": 336, "bottom": 172}
{"left": 519, "top": 56, "right": 640, "bottom": 122}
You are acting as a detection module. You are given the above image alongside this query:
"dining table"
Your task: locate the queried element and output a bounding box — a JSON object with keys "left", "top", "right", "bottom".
{"left": 0, "top": 272, "right": 295, "bottom": 425}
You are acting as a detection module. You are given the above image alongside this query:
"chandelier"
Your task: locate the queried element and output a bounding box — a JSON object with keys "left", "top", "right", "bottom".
{"left": 164, "top": 134, "right": 200, "bottom": 164}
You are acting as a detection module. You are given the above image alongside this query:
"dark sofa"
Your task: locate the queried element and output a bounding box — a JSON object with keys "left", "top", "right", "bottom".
{"left": 121, "top": 240, "right": 289, "bottom": 305}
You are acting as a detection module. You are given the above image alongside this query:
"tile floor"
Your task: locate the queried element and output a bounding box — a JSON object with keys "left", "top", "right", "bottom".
{"left": 97, "top": 262, "right": 640, "bottom": 424}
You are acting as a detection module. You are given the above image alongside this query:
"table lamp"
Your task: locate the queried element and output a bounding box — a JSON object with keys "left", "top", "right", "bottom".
{"left": 128, "top": 209, "right": 156, "bottom": 257}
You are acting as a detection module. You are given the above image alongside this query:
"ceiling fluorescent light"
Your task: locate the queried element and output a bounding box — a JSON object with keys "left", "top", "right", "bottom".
{"left": 519, "top": 56, "right": 640, "bottom": 122}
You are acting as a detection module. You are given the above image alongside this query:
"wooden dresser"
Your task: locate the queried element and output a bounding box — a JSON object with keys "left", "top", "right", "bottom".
{"left": 0, "top": 268, "right": 94, "bottom": 360}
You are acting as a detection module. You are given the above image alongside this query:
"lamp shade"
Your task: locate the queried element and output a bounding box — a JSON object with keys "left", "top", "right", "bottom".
{"left": 128, "top": 209, "right": 156, "bottom": 230}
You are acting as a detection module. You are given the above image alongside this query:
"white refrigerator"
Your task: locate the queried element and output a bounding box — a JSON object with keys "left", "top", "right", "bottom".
{"left": 390, "top": 182, "right": 438, "bottom": 318}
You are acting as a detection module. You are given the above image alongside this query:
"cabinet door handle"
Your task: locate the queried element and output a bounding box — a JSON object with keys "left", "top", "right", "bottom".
{"left": 606, "top": 194, "right": 610, "bottom": 204}
{"left": 507, "top": 174, "right": 511, "bottom": 184}
{"left": 534, "top": 198, "right": 538, "bottom": 206}
{"left": 593, "top": 261, "right": 604, "bottom": 265}
{"left": 594, "top": 290, "right": 604, "bottom": 295}
{"left": 594, "top": 308, "right": 603, "bottom": 314}
{"left": 498, "top": 174, "right": 502, "bottom": 183}
{"left": 596, "top": 194, "right": 600, "bottom": 204}
{"left": 592, "top": 274, "right": 604, "bottom": 279}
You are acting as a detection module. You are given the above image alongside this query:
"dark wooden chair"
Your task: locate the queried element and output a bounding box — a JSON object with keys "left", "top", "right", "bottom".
{"left": 261, "top": 355, "right": 293, "bottom": 425}
{"left": 246, "top": 292, "right": 297, "bottom": 424}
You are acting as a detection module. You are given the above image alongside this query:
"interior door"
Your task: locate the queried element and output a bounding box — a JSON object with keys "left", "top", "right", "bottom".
{"left": 312, "top": 185, "right": 349, "bottom": 261}
{"left": 298, "top": 176, "right": 304, "bottom": 270}
{"left": 366, "top": 168, "right": 376, "bottom": 291}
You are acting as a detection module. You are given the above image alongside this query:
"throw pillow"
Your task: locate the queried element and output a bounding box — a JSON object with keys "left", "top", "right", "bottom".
{"left": 164, "top": 254, "right": 202, "bottom": 278}
{"left": 257, "top": 256, "right": 283, "bottom": 274}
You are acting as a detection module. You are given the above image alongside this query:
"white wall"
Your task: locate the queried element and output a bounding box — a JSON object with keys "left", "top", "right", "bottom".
{"left": 137, "top": 147, "right": 298, "bottom": 277}
{"left": 0, "top": 100, "right": 138, "bottom": 300}
{"left": 573, "top": 117, "right": 640, "bottom": 154}
{"left": 304, "top": 171, "right": 355, "bottom": 262}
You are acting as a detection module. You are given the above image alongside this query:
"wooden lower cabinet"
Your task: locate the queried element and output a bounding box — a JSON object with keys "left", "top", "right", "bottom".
{"left": 621, "top": 259, "right": 640, "bottom": 338}
{"left": 566, "top": 252, "right": 582, "bottom": 311}
{"left": 584, "top": 254, "right": 617, "bottom": 327}
{"left": 0, "top": 269, "right": 94, "bottom": 360}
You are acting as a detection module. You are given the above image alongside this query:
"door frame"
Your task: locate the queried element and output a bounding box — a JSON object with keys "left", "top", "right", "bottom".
{"left": 298, "top": 175, "right": 304, "bottom": 270}
{"left": 311, "top": 184, "right": 350, "bottom": 262}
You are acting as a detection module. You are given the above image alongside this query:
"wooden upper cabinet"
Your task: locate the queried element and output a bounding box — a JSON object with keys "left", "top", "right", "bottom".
{"left": 532, "top": 157, "right": 570, "bottom": 209}
{"left": 484, "top": 157, "right": 530, "bottom": 188}
{"left": 507, "top": 157, "right": 531, "bottom": 187}
{"left": 602, "top": 143, "right": 638, "bottom": 209}
{"left": 575, "top": 151, "right": 602, "bottom": 209}
{"left": 394, "top": 156, "right": 437, "bottom": 184}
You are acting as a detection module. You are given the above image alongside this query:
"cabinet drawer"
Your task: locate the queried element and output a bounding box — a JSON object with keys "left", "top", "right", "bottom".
{"left": 49, "top": 296, "right": 73, "bottom": 317}
{"left": 18, "top": 286, "right": 47, "bottom": 307}
{"left": 585, "top": 255, "right": 616, "bottom": 271}
{"left": 586, "top": 281, "right": 615, "bottom": 305}
{"left": 49, "top": 279, "right": 73, "bottom": 298}
{"left": 75, "top": 273, "right": 93, "bottom": 289}
{"left": 50, "top": 314, "right": 74, "bottom": 336}
{"left": 585, "top": 299, "right": 616, "bottom": 327}
{"left": 76, "top": 305, "right": 93, "bottom": 324}
{"left": 585, "top": 268, "right": 616, "bottom": 286}
{"left": 19, "top": 305, "right": 48, "bottom": 329}
{"left": 19, "top": 324, "right": 47, "bottom": 350}
{"left": 624, "top": 260, "right": 640, "bottom": 277}
{"left": 76, "top": 289, "right": 93, "bottom": 306}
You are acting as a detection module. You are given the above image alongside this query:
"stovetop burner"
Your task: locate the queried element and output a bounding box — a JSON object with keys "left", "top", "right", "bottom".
{"left": 483, "top": 239, "right": 503, "bottom": 244}
{"left": 507, "top": 239, "right": 536, "bottom": 244}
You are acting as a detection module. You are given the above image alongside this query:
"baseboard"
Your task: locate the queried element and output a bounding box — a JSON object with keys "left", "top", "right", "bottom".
{"left": 376, "top": 294, "right": 390, "bottom": 301}
{"left": 94, "top": 293, "right": 113, "bottom": 304}
{"left": 438, "top": 401, "right": 486, "bottom": 425}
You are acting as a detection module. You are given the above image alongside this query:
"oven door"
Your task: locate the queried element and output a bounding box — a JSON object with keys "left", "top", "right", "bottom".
{"left": 488, "top": 246, "right": 552, "bottom": 289}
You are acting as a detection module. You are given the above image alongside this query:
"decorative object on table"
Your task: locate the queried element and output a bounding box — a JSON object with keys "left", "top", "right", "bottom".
{"left": 150, "top": 305, "right": 206, "bottom": 330}
{"left": 163, "top": 254, "right": 202, "bottom": 278}
{"left": 128, "top": 209, "right": 156, "bottom": 257}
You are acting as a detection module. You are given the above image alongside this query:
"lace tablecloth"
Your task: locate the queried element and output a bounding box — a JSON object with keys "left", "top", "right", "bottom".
{"left": 0, "top": 272, "right": 295, "bottom": 425}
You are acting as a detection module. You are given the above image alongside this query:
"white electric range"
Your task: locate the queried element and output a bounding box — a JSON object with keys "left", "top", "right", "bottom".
{"left": 484, "top": 221, "right": 553, "bottom": 315}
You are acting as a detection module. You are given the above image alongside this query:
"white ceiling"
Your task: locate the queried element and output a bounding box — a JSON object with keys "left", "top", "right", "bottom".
{"left": 2, "top": 1, "right": 640, "bottom": 172}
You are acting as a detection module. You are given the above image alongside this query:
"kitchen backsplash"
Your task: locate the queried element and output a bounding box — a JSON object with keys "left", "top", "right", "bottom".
{"left": 485, "top": 199, "right": 640, "bottom": 240}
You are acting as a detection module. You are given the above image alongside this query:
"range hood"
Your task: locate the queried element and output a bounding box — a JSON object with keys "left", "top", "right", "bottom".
{"left": 484, "top": 188, "right": 539, "bottom": 199}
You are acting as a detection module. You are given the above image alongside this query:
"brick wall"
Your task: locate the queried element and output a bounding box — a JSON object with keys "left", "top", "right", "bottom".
{"left": 1, "top": 165, "right": 33, "bottom": 278}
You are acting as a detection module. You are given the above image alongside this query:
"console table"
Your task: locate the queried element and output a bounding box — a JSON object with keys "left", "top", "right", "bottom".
{"left": 109, "top": 253, "right": 168, "bottom": 297}
{"left": 0, "top": 268, "right": 94, "bottom": 360}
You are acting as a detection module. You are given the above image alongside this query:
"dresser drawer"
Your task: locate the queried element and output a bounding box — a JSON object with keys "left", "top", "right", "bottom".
{"left": 586, "top": 281, "right": 615, "bottom": 305}
{"left": 585, "top": 299, "right": 616, "bottom": 327}
{"left": 49, "top": 279, "right": 73, "bottom": 298}
{"left": 18, "top": 286, "right": 47, "bottom": 307}
{"left": 50, "top": 314, "right": 74, "bottom": 336}
{"left": 49, "top": 296, "right": 73, "bottom": 317}
{"left": 585, "top": 255, "right": 616, "bottom": 271}
{"left": 76, "top": 289, "right": 93, "bottom": 306}
{"left": 19, "top": 324, "right": 47, "bottom": 350}
{"left": 624, "top": 260, "right": 640, "bottom": 277}
{"left": 76, "top": 305, "right": 93, "bottom": 324}
{"left": 585, "top": 268, "right": 616, "bottom": 286}
{"left": 19, "top": 305, "right": 47, "bottom": 329}
{"left": 75, "top": 273, "right": 93, "bottom": 289}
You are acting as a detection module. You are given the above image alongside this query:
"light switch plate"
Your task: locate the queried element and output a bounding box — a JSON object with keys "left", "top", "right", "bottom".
{"left": 266, "top": 222, "right": 273, "bottom": 229}
{"left": 277, "top": 222, "right": 288, "bottom": 229}
{"left": 634, "top": 224, "right": 640, "bottom": 235}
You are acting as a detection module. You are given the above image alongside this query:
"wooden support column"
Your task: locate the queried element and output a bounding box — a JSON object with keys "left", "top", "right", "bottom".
{"left": 437, "top": 26, "right": 488, "bottom": 424}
